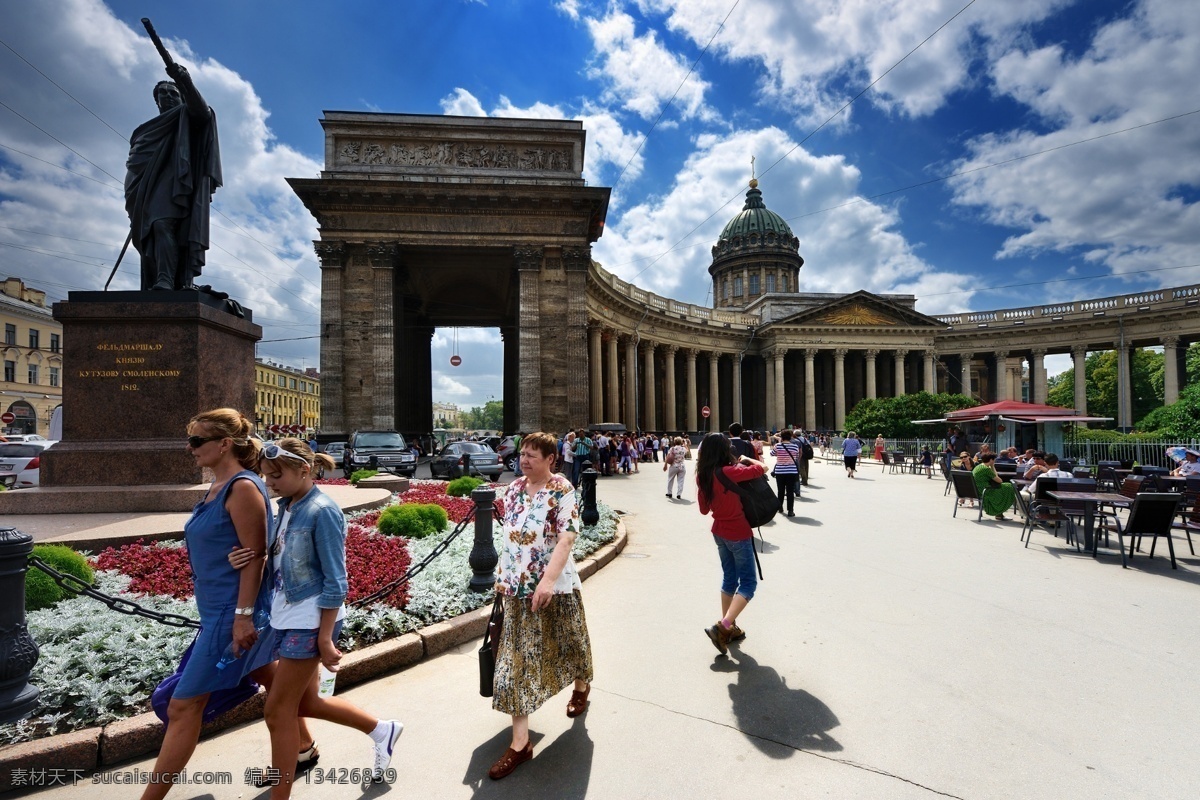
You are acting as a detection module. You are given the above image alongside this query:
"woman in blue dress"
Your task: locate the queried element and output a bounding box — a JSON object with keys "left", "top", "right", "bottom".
{"left": 142, "top": 408, "right": 299, "bottom": 799}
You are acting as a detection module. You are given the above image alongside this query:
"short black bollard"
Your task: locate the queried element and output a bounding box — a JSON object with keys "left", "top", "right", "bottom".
{"left": 369, "top": 454, "right": 379, "bottom": 472}
{"left": 0, "top": 527, "right": 40, "bottom": 725}
{"left": 468, "top": 486, "right": 498, "bottom": 593}
{"left": 580, "top": 467, "right": 600, "bottom": 527}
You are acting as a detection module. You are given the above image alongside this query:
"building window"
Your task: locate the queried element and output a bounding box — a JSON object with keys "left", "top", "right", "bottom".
{"left": 734, "top": 277, "right": 743, "bottom": 296}
{"left": 50, "top": 367, "right": 59, "bottom": 387}
{"left": 3, "top": 360, "right": 13, "bottom": 382}
{"left": 28, "top": 364, "right": 39, "bottom": 384}
{"left": 723, "top": 279, "right": 730, "bottom": 300}
{"left": 278, "top": 375, "right": 285, "bottom": 387}
{"left": 29, "top": 330, "right": 39, "bottom": 350}
{"left": 50, "top": 333, "right": 60, "bottom": 353}
{"left": 766, "top": 274, "right": 775, "bottom": 293}
{"left": 290, "top": 378, "right": 297, "bottom": 390}
{"left": 749, "top": 274, "right": 759, "bottom": 295}
{"left": 4, "top": 324, "right": 14, "bottom": 345}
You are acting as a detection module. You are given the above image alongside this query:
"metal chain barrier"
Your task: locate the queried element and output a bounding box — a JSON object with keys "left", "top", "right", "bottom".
{"left": 28, "top": 557, "right": 201, "bottom": 629}
{"left": 350, "top": 504, "right": 483, "bottom": 608}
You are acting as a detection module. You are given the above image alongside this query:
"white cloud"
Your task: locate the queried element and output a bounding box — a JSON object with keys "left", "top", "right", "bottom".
{"left": 634, "top": 0, "right": 1072, "bottom": 125}
{"left": 584, "top": 6, "right": 715, "bottom": 122}
{"left": 592, "top": 126, "right": 975, "bottom": 311}
{"left": 557, "top": 0, "right": 582, "bottom": 20}
{"left": 0, "top": 0, "right": 324, "bottom": 366}
{"left": 432, "top": 373, "right": 472, "bottom": 398}
{"left": 947, "top": 0, "right": 1200, "bottom": 285}
{"left": 439, "top": 88, "right": 486, "bottom": 117}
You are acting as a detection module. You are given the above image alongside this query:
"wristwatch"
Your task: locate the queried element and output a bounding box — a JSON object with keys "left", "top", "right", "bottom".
{"left": 234, "top": 606, "right": 255, "bottom": 616}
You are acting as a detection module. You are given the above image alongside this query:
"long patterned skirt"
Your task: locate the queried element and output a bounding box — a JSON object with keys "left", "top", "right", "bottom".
{"left": 492, "top": 590, "right": 594, "bottom": 716}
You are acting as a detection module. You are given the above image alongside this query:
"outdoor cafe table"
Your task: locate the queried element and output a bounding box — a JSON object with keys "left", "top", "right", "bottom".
{"left": 1048, "top": 491, "right": 1132, "bottom": 553}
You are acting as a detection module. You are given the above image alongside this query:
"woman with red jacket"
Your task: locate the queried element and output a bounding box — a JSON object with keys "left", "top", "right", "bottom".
{"left": 695, "top": 432, "right": 767, "bottom": 655}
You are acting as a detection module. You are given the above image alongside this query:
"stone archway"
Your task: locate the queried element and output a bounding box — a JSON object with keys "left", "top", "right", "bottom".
{"left": 290, "top": 113, "right": 609, "bottom": 437}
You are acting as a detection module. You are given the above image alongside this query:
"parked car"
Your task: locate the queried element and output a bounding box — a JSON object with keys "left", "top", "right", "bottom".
{"left": 429, "top": 441, "right": 503, "bottom": 481}
{"left": 1, "top": 433, "right": 47, "bottom": 443}
{"left": 321, "top": 441, "right": 347, "bottom": 461}
{"left": 0, "top": 440, "right": 55, "bottom": 489}
{"left": 343, "top": 430, "right": 417, "bottom": 477}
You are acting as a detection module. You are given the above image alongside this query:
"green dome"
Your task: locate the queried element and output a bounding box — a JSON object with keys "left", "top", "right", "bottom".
{"left": 718, "top": 180, "right": 794, "bottom": 242}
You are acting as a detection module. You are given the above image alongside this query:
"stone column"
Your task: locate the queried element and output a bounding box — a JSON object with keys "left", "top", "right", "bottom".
{"left": 642, "top": 340, "right": 657, "bottom": 431}
{"left": 774, "top": 349, "right": 787, "bottom": 428}
{"left": 1011, "top": 365, "right": 1023, "bottom": 402}
{"left": 1163, "top": 336, "right": 1181, "bottom": 405}
{"left": 605, "top": 330, "right": 619, "bottom": 423}
{"left": 804, "top": 349, "right": 817, "bottom": 430}
{"left": 1116, "top": 343, "right": 1132, "bottom": 429}
{"left": 314, "top": 241, "right": 345, "bottom": 434}
{"left": 992, "top": 351, "right": 1008, "bottom": 403}
{"left": 834, "top": 349, "right": 848, "bottom": 430}
{"left": 1072, "top": 345, "right": 1088, "bottom": 414}
{"left": 1030, "top": 348, "right": 1048, "bottom": 406}
{"left": 588, "top": 324, "right": 603, "bottom": 425}
{"left": 502, "top": 327, "right": 518, "bottom": 433}
{"left": 923, "top": 351, "right": 936, "bottom": 394}
{"left": 367, "top": 243, "right": 397, "bottom": 429}
{"left": 732, "top": 354, "right": 743, "bottom": 426}
{"left": 624, "top": 335, "right": 638, "bottom": 432}
{"left": 686, "top": 349, "right": 698, "bottom": 432}
{"left": 708, "top": 352, "right": 721, "bottom": 432}
{"left": 515, "top": 247, "right": 544, "bottom": 431}
{"left": 765, "top": 350, "right": 776, "bottom": 429}
{"left": 864, "top": 349, "right": 878, "bottom": 400}
{"left": 564, "top": 247, "right": 591, "bottom": 428}
{"left": 960, "top": 353, "right": 973, "bottom": 397}
{"left": 893, "top": 349, "right": 908, "bottom": 397}
{"left": 663, "top": 345, "right": 678, "bottom": 431}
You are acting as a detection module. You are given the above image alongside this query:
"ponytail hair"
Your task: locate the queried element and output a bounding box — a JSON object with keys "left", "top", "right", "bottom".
{"left": 189, "top": 408, "right": 261, "bottom": 471}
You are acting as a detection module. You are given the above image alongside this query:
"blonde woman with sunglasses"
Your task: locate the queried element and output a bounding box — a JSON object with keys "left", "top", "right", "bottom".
{"left": 231, "top": 438, "right": 401, "bottom": 797}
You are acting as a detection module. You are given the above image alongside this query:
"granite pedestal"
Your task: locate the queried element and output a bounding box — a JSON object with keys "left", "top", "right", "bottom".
{"left": 0, "top": 292, "right": 261, "bottom": 514}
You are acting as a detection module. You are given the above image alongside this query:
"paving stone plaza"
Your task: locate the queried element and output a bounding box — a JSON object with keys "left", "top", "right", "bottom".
{"left": 22, "top": 455, "right": 1200, "bottom": 799}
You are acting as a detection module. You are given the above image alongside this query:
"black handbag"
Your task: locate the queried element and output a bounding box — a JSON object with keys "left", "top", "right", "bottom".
{"left": 478, "top": 595, "right": 504, "bottom": 698}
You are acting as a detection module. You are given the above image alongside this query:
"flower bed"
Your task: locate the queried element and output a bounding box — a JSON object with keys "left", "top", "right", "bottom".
{"left": 1, "top": 489, "right": 618, "bottom": 746}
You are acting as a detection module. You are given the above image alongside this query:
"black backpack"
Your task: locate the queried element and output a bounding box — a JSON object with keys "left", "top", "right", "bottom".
{"left": 715, "top": 468, "right": 779, "bottom": 528}
{"left": 801, "top": 440, "right": 814, "bottom": 460}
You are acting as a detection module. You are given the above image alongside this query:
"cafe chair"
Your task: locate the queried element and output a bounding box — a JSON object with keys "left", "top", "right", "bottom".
{"left": 881, "top": 450, "right": 892, "bottom": 473}
{"left": 941, "top": 459, "right": 954, "bottom": 495}
{"left": 1017, "top": 486, "right": 1075, "bottom": 548}
{"left": 951, "top": 470, "right": 983, "bottom": 520}
{"left": 1171, "top": 479, "right": 1200, "bottom": 556}
{"left": 891, "top": 452, "right": 906, "bottom": 475}
{"left": 1116, "top": 492, "right": 1182, "bottom": 569}
{"left": 1096, "top": 464, "right": 1120, "bottom": 492}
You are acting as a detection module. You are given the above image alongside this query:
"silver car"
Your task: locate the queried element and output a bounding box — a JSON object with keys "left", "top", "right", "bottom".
{"left": 0, "top": 440, "right": 55, "bottom": 489}
{"left": 430, "top": 442, "right": 503, "bottom": 480}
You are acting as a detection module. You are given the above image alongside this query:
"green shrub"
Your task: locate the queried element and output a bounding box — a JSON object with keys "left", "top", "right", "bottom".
{"left": 377, "top": 503, "right": 448, "bottom": 539}
{"left": 350, "top": 469, "right": 379, "bottom": 484}
{"left": 26, "top": 545, "right": 95, "bottom": 612}
{"left": 446, "top": 475, "right": 484, "bottom": 497}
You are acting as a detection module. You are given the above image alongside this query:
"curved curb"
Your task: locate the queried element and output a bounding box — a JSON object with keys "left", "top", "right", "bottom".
{"left": 0, "top": 519, "right": 628, "bottom": 792}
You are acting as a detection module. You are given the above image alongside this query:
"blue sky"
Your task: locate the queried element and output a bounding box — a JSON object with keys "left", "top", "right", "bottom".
{"left": 2, "top": 0, "right": 1198, "bottom": 413}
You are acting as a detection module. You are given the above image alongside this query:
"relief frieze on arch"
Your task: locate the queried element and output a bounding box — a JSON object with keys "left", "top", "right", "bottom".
{"left": 335, "top": 138, "right": 573, "bottom": 172}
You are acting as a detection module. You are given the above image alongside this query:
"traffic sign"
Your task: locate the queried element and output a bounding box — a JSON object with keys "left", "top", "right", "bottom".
{"left": 269, "top": 424, "right": 281, "bottom": 434}
{"left": 701, "top": 406, "right": 711, "bottom": 418}
{"left": 450, "top": 354, "right": 462, "bottom": 367}
{"left": 0, "top": 412, "right": 13, "bottom": 424}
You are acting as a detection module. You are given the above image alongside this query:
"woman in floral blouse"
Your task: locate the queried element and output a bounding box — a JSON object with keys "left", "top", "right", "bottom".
{"left": 487, "top": 431, "right": 594, "bottom": 780}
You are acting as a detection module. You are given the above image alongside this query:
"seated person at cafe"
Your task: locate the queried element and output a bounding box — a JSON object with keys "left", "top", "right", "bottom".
{"left": 995, "top": 448, "right": 1017, "bottom": 464}
{"left": 1015, "top": 448, "right": 1036, "bottom": 467}
{"left": 1022, "top": 451, "right": 1049, "bottom": 480}
{"left": 1172, "top": 448, "right": 1200, "bottom": 477}
{"left": 1021, "top": 453, "right": 1073, "bottom": 501}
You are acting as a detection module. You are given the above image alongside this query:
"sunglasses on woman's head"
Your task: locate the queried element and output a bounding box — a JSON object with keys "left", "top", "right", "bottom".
{"left": 187, "top": 435, "right": 224, "bottom": 449}
{"left": 262, "top": 443, "right": 310, "bottom": 465}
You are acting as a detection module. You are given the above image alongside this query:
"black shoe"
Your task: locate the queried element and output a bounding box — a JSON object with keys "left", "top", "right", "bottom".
{"left": 666, "top": 493, "right": 672, "bottom": 498}
{"left": 786, "top": 511, "right": 794, "bottom": 517}
{"left": 676, "top": 495, "right": 682, "bottom": 499}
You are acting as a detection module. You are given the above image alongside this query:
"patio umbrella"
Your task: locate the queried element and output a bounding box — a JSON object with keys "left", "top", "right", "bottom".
{"left": 1166, "top": 445, "right": 1189, "bottom": 464}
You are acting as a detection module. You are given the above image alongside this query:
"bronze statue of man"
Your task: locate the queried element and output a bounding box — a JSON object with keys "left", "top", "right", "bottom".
{"left": 124, "top": 62, "right": 222, "bottom": 291}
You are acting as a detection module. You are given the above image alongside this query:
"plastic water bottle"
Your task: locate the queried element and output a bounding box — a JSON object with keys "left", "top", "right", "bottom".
{"left": 318, "top": 665, "right": 337, "bottom": 698}
{"left": 216, "top": 608, "right": 270, "bottom": 670}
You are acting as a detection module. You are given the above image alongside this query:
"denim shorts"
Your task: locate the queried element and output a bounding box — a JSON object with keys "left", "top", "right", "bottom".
{"left": 270, "top": 619, "right": 343, "bottom": 661}
{"left": 713, "top": 535, "right": 757, "bottom": 601}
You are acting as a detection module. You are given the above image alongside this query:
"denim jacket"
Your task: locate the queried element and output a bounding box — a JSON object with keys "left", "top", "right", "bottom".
{"left": 264, "top": 485, "right": 348, "bottom": 609}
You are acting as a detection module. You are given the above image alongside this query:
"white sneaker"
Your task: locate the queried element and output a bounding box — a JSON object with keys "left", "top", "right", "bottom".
{"left": 371, "top": 720, "right": 403, "bottom": 780}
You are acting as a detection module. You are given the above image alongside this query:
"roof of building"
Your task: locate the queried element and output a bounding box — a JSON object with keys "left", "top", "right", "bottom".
{"left": 718, "top": 179, "right": 796, "bottom": 242}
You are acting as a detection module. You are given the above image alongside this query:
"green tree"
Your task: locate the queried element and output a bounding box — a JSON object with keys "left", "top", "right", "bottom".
{"left": 844, "top": 392, "right": 976, "bottom": 439}
{"left": 1135, "top": 381, "right": 1200, "bottom": 437}
{"left": 459, "top": 400, "right": 504, "bottom": 430}
{"left": 1044, "top": 349, "right": 1163, "bottom": 424}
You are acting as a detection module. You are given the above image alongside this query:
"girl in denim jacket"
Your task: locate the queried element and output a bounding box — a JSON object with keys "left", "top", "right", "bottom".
{"left": 232, "top": 439, "right": 400, "bottom": 796}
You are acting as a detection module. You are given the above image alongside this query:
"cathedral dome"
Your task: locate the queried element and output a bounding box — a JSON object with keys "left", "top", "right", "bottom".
{"left": 709, "top": 179, "right": 803, "bottom": 309}
{"left": 718, "top": 179, "right": 796, "bottom": 242}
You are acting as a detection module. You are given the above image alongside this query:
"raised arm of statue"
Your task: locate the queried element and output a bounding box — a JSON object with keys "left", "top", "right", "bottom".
{"left": 166, "top": 62, "right": 208, "bottom": 123}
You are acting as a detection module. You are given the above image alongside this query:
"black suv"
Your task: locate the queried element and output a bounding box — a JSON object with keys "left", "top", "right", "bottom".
{"left": 343, "top": 430, "right": 417, "bottom": 477}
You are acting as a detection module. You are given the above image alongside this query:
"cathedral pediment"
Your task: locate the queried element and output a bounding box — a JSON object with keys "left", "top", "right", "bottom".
{"left": 772, "top": 290, "right": 944, "bottom": 329}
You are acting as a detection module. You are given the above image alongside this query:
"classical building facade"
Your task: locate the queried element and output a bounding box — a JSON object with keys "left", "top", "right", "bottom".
{"left": 1, "top": 277, "right": 63, "bottom": 436}
{"left": 254, "top": 358, "right": 321, "bottom": 432}
{"left": 292, "top": 115, "right": 1200, "bottom": 437}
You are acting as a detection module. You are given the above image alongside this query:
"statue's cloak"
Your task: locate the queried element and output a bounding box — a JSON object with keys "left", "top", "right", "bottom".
{"left": 125, "top": 103, "right": 222, "bottom": 278}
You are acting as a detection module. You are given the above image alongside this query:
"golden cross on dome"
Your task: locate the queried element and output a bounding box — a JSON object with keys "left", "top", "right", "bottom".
{"left": 750, "top": 155, "right": 757, "bottom": 188}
